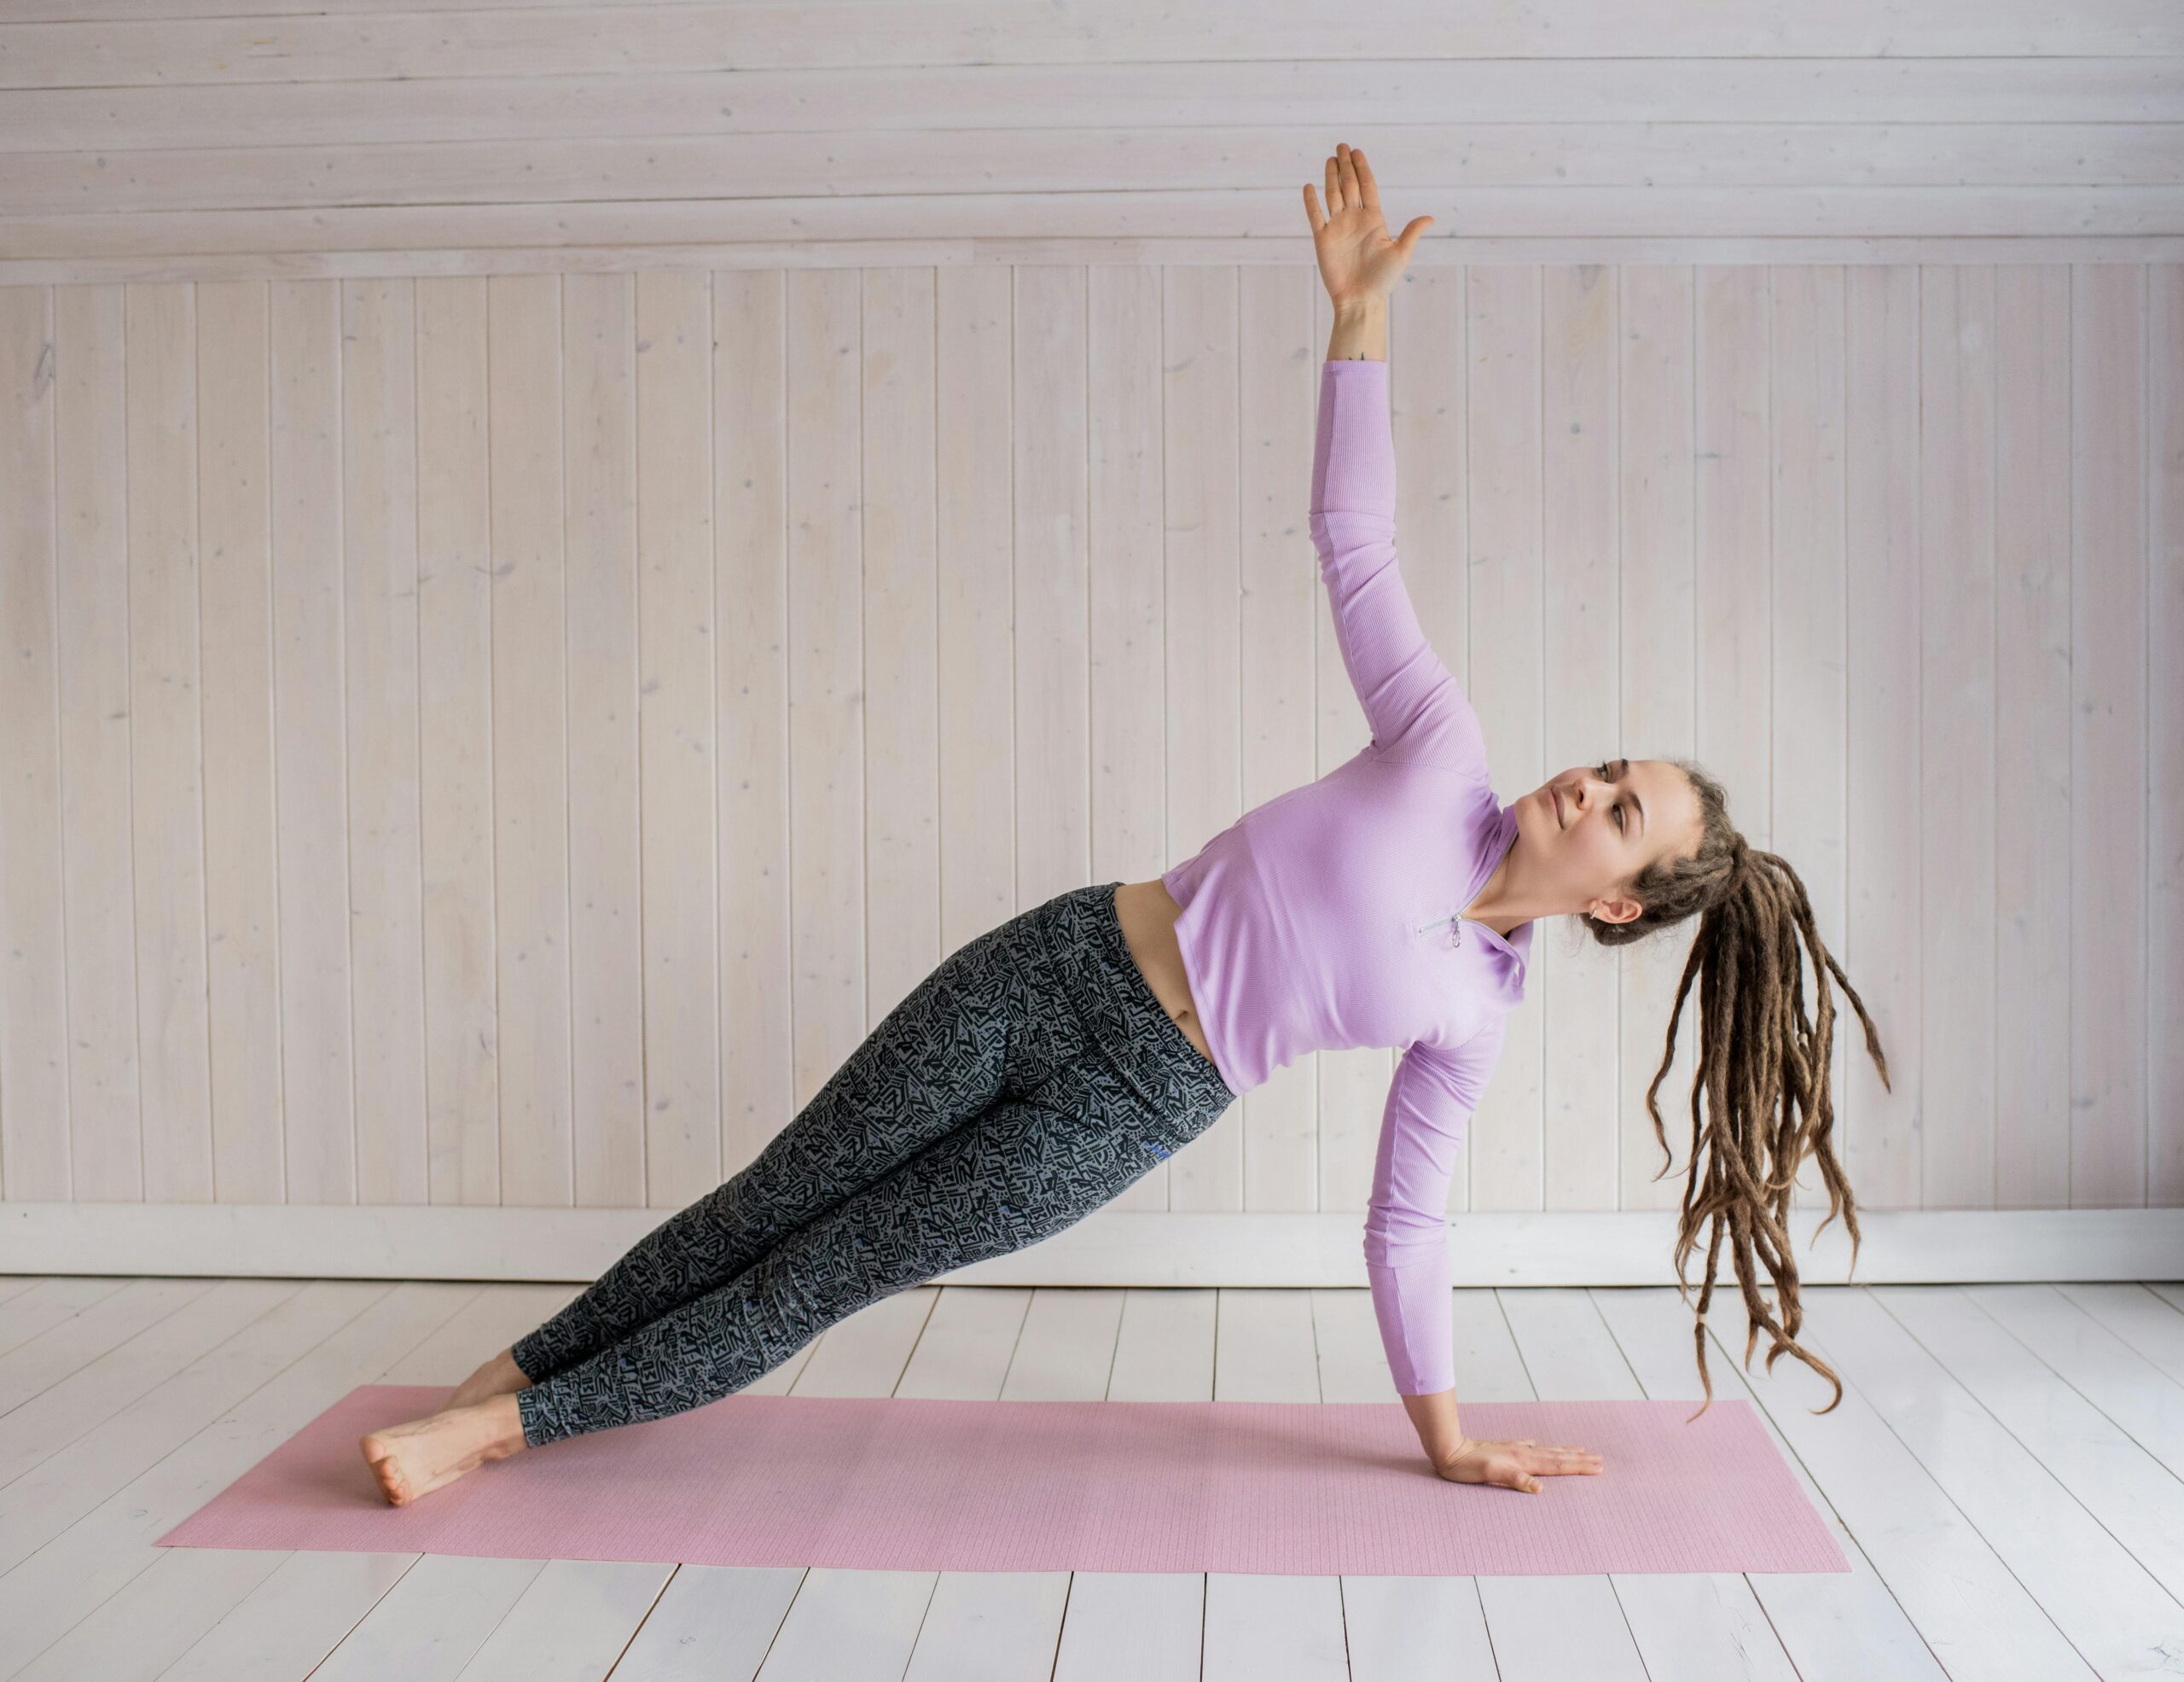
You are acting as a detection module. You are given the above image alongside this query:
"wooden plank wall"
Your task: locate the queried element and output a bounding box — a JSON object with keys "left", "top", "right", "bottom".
{"left": 0, "top": 261, "right": 2175, "bottom": 1221}
{"left": 0, "top": 3, "right": 2181, "bottom": 278}
{"left": 0, "top": 0, "right": 2176, "bottom": 1222}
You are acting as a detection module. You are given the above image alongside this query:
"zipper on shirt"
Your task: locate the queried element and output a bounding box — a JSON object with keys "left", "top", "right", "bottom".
{"left": 1414, "top": 911, "right": 1465, "bottom": 946}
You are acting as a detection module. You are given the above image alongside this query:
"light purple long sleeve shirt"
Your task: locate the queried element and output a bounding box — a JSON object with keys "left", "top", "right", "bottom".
{"left": 1160, "top": 357, "right": 1533, "bottom": 1397}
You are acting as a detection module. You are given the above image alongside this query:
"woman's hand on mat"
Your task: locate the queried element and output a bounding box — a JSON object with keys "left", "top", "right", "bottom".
{"left": 1433, "top": 1435, "right": 1604, "bottom": 1494}
{"left": 1303, "top": 143, "right": 1433, "bottom": 307}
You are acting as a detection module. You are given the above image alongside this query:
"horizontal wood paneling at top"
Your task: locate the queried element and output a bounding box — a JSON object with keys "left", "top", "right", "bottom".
{"left": 14, "top": 0, "right": 2174, "bottom": 27}
{"left": 12, "top": 192, "right": 2184, "bottom": 266}
{"left": 2, "top": 47, "right": 2180, "bottom": 274}
{"left": 4, "top": 3, "right": 2181, "bottom": 90}
{"left": 8, "top": 127, "right": 2184, "bottom": 218}
{"left": 0, "top": 262, "right": 2173, "bottom": 1227}
{"left": 6, "top": 61, "right": 2175, "bottom": 154}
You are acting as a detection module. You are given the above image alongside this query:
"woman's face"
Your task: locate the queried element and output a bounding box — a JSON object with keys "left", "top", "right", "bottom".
{"left": 1517, "top": 759, "right": 1699, "bottom": 923}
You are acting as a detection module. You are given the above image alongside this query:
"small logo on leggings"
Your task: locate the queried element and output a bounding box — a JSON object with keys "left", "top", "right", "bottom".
{"left": 1141, "top": 1139, "right": 1172, "bottom": 1160}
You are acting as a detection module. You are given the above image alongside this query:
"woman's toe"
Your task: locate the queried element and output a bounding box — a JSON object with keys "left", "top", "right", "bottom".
{"left": 361, "top": 1436, "right": 410, "bottom": 1505}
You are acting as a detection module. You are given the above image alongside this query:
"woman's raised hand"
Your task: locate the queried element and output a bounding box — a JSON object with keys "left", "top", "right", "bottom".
{"left": 1434, "top": 1435, "right": 1604, "bottom": 1494}
{"left": 1303, "top": 143, "right": 1434, "bottom": 308}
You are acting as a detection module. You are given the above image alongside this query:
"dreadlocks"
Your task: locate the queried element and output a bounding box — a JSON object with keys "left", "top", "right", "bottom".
{"left": 1586, "top": 760, "right": 1891, "bottom": 1417}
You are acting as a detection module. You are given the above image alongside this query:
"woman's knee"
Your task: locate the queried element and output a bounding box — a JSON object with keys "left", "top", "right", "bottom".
{"left": 747, "top": 1196, "right": 940, "bottom": 1315}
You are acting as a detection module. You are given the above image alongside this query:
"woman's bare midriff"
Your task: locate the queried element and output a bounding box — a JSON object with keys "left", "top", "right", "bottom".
{"left": 1112, "top": 879, "right": 1218, "bottom": 1070}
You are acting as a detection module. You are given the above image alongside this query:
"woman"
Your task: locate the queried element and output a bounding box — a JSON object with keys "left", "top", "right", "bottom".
{"left": 363, "top": 143, "right": 1889, "bottom": 1509}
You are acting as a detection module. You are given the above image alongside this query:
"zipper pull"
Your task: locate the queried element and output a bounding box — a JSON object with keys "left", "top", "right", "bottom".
{"left": 1414, "top": 911, "right": 1466, "bottom": 946}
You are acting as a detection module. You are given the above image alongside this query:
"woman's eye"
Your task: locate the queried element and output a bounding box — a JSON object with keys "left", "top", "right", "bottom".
{"left": 1595, "top": 763, "right": 1623, "bottom": 829}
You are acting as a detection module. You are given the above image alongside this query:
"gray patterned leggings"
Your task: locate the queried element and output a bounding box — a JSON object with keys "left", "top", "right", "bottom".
{"left": 510, "top": 882, "right": 1234, "bottom": 1449}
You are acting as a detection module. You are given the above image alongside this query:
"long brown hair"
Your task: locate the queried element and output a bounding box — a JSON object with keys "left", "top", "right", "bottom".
{"left": 1586, "top": 759, "right": 1891, "bottom": 1415}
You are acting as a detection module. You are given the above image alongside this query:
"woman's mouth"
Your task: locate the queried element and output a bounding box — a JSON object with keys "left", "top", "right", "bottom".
{"left": 1551, "top": 786, "right": 1564, "bottom": 826}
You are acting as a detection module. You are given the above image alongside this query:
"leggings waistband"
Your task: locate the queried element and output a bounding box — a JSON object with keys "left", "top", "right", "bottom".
{"left": 1033, "top": 882, "right": 1234, "bottom": 1121}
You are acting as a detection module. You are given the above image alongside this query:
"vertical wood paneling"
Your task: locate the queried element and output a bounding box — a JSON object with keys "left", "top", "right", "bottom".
{"left": 0, "top": 286, "right": 67, "bottom": 1202}
{"left": 269, "top": 279, "right": 352, "bottom": 1202}
{"left": 1235, "top": 267, "right": 1318, "bottom": 1214}
{"left": 1697, "top": 270, "right": 1770, "bottom": 952}
{"left": 56, "top": 284, "right": 141, "bottom": 1201}
{"left": 562, "top": 271, "right": 642, "bottom": 1206}
{"left": 935, "top": 265, "right": 1013, "bottom": 967}
{"left": 341, "top": 276, "right": 427, "bottom": 1205}
{"left": 1993, "top": 265, "right": 2075, "bottom": 1209}
{"left": 1162, "top": 265, "right": 1243, "bottom": 1213}
{"left": 1014, "top": 264, "right": 1090, "bottom": 917}
{"left": 1699, "top": 267, "right": 1790, "bottom": 1219}
{"left": 1694, "top": 266, "right": 1772, "bottom": 1209}
{"left": 786, "top": 267, "right": 865, "bottom": 1104}
{"left": 1465, "top": 264, "right": 1545, "bottom": 1212}
{"left": 1770, "top": 265, "right": 1850, "bottom": 1219}
{"left": 1844, "top": 265, "right": 1923, "bottom": 1210}
{"left": 415, "top": 276, "right": 498, "bottom": 1206}
{"left": 1008, "top": 263, "right": 1153, "bottom": 1203}
{"left": 1617, "top": 266, "right": 1698, "bottom": 1215}
{"left": 1378, "top": 276, "right": 1461, "bottom": 1214}
{"left": 485, "top": 273, "right": 572, "bottom": 1207}
{"left": 1920, "top": 265, "right": 2000, "bottom": 1208}
{"left": 1088, "top": 264, "right": 1172, "bottom": 1215}
{"left": 861, "top": 266, "right": 941, "bottom": 1052}
{"left": 2152, "top": 265, "right": 2183, "bottom": 1206}
{"left": 2071, "top": 262, "right": 2148, "bottom": 1207}
{"left": 198, "top": 282, "right": 282, "bottom": 1205}
{"left": 1698, "top": 267, "right": 1772, "bottom": 805}
{"left": 714, "top": 268, "right": 792, "bottom": 1181}
{"left": 634, "top": 270, "right": 717, "bottom": 1203}
{"left": 1541, "top": 264, "right": 1620, "bottom": 1213}
{"left": 6, "top": 261, "right": 2170, "bottom": 1221}
{"left": 124, "top": 282, "right": 212, "bottom": 1202}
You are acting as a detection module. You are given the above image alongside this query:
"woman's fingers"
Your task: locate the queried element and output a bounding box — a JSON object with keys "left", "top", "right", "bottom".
{"left": 1520, "top": 1442, "right": 1605, "bottom": 1474}
{"left": 1433, "top": 1438, "right": 1600, "bottom": 1496}
{"left": 1350, "top": 146, "right": 1380, "bottom": 207}
{"left": 1317, "top": 143, "right": 1387, "bottom": 228}
{"left": 1336, "top": 141, "right": 1371, "bottom": 212}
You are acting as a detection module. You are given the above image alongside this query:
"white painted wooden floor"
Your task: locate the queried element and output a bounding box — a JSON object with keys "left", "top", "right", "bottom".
{"left": 2, "top": 1276, "right": 2181, "bottom": 1681}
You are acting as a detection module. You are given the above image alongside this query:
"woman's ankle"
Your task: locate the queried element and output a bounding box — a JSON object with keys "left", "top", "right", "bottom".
{"left": 450, "top": 1347, "right": 531, "bottom": 1406}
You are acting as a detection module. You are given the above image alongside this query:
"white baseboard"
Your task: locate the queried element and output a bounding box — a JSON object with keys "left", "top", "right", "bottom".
{"left": 2, "top": 1202, "right": 2178, "bottom": 1286}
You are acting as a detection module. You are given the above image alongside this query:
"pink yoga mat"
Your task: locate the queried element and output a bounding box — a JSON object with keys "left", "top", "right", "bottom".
{"left": 156, "top": 1388, "right": 1845, "bottom": 1576}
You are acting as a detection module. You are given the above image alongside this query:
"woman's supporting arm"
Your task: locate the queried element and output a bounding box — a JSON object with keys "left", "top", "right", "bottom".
{"left": 1401, "top": 1387, "right": 1466, "bottom": 1467}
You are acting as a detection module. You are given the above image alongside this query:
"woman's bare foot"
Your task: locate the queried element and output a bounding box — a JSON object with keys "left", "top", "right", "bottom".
{"left": 446, "top": 1346, "right": 532, "bottom": 1411}
{"left": 360, "top": 1394, "right": 527, "bottom": 1507}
